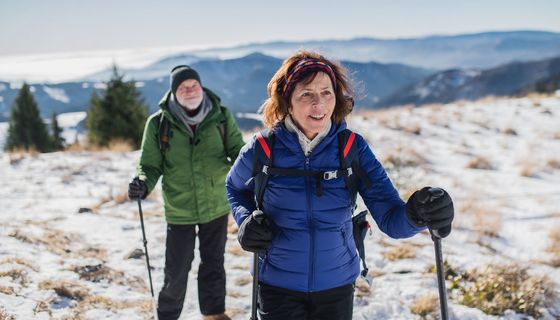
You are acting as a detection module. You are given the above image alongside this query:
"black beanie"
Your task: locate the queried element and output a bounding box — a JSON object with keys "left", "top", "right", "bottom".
{"left": 170, "top": 65, "right": 201, "bottom": 95}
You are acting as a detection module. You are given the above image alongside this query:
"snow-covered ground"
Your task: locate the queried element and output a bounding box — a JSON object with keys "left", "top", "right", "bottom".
{"left": 1, "top": 96, "right": 559, "bottom": 319}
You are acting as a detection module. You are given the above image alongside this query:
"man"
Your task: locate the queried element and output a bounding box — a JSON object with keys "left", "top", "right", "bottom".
{"left": 129, "top": 65, "right": 245, "bottom": 320}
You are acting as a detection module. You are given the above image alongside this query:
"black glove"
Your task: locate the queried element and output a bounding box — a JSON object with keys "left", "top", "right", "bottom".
{"left": 238, "top": 210, "right": 273, "bottom": 252}
{"left": 406, "top": 187, "right": 454, "bottom": 238}
{"left": 128, "top": 177, "right": 148, "bottom": 200}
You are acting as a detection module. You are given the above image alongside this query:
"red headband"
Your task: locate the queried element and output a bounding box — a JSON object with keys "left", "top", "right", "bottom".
{"left": 280, "top": 59, "right": 337, "bottom": 98}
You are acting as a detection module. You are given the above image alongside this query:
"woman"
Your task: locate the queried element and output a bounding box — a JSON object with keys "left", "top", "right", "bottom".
{"left": 225, "top": 51, "right": 454, "bottom": 320}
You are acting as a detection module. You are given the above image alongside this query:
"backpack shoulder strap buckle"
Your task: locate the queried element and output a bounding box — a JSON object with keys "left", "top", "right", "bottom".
{"left": 323, "top": 170, "right": 338, "bottom": 180}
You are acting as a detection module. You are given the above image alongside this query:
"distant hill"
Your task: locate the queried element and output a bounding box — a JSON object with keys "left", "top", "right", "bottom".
{"left": 0, "top": 53, "right": 431, "bottom": 122}
{"left": 377, "top": 56, "right": 560, "bottom": 107}
{"left": 183, "top": 30, "right": 560, "bottom": 70}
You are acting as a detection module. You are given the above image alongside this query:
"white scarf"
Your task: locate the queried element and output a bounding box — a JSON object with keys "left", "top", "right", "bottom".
{"left": 284, "top": 115, "right": 332, "bottom": 156}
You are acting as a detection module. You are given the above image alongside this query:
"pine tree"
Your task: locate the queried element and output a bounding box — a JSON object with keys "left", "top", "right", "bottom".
{"left": 5, "top": 83, "right": 52, "bottom": 152}
{"left": 85, "top": 66, "right": 148, "bottom": 149}
{"left": 50, "top": 112, "right": 65, "bottom": 151}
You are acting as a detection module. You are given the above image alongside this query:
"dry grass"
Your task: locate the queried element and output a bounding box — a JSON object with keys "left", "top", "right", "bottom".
{"left": 471, "top": 204, "right": 503, "bottom": 239}
{"left": 0, "top": 269, "right": 29, "bottom": 286}
{"left": 546, "top": 227, "right": 560, "bottom": 267}
{"left": 0, "top": 257, "right": 39, "bottom": 272}
{"left": 0, "top": 285, "right": 15, "bottom": 295}
{"left": 64, "top": 139, "right": 135, "bottom": 153}
{"left": 0, "top": 306, "right": 16, "bottom": 320}
{"left": 39, "top": 279, "right": 90, "bottom": 301}
{"left": 466, "top": 156, "right": 493, "bottom": 170}
{"left": 502, "top": 127, "right": 518, "bottom": 135}
{"left": 354, "top": 278, "right": 371, "bottom": 298}
{"left": 225, "top": 308, "right": 246, "bottom": 319}
{"left": 227, "top": 244, "right": 247, "bottom": 257}
{"left": 73, "top": 295, "right": 153, "bottom": 318}
{"left": 383, "top": 243, "right": 416, "bottom": 261}
{"left": 234, "top": 275, "right": 252, "bottom": 286}
{"left": 227, "top": 214, "right": 239, "bottom": 234}
{"left": 69, "top": 264, "right": 147, "bottom": 292}
{"left": 226, "top": 290, "right": 247, "bottom": 298}
{"left": 410, "top": 293, "right": 439, "bottom": 319}
{"left": 382, "top": 146, "right": 429, "bottom": 168}
{"left": 546, "top": 158, "right": 560, "bottom": 170}
{"left": 453, "top": 264, "right": 558, "bottom": 318}
{"left": 76, "top": 246, "right": 108, "bottom": 261}
{"left": 519, "top": 165, "right": 539, "bottom": 178}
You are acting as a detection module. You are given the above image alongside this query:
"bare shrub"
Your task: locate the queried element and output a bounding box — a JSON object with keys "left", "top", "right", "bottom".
{"left": 410, "top": 293, "right": 438, "bottom": 318}
{"left": 39, "top": 279, "right": 90, "bottom": 301}
{"left": 466, "top": 156, "right": 493, "bottom": 170}
{"left": 454, "top": 264, "right": 558, "bottom": 318}
{"left": 383, "top": 243, "right": 416, "bottom": 261}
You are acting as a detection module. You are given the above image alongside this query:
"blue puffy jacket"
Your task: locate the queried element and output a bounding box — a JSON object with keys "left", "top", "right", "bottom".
{"left": 226, "top": 121, "right": 424, "bottom": 292}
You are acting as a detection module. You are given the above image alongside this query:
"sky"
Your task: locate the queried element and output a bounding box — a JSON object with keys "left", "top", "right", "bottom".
{"left": 1, "top": 0, "right": 560, "bottom": 57}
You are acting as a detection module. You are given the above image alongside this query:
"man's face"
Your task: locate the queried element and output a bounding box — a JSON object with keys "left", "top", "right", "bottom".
{"left": 175, "top": 79, "right": 203, "bottom": 110}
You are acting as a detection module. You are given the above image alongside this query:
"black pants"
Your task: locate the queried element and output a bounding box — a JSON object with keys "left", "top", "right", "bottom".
{"left": 258, "top": 283, "right": 354, "bottom": 320}
{"left": 157, "top": 214, "right": 228, "bottom": 320}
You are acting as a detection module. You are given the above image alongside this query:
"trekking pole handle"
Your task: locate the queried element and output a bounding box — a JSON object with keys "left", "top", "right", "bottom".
{"left": 252, "top": 210, "right": 265, "bottom": 224}
{"left": 418, "top": 187, "right": 444, "bottom": 204}
{"left": 417, "top": 187, "right": 446, "bottom": 240}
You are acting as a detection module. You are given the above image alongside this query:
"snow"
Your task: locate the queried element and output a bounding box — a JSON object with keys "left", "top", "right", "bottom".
{"left": 1, "top": 96, "right": 559, "bottom": 319}
{"left": 42, "top": 86, "right": 70, "bottom": 103}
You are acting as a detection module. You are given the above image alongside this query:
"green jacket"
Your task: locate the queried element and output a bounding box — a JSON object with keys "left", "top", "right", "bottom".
{"left": 137, "top": 88, "right": 245, "bottom": 224}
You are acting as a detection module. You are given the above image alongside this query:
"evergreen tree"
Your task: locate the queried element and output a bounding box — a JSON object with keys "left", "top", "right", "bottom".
{"left": 85, "top": 66, "right": 148, "bottom": 149}
{"left": 50, "top": 112, "right": 65, "bottom": 151}
{"left": 5, "top": 83, "right": 52, "bottom": 152}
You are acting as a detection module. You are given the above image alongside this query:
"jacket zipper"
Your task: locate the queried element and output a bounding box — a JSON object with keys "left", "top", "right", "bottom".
{"left": 305, "top": 156, "right": 315, "bottom": 291}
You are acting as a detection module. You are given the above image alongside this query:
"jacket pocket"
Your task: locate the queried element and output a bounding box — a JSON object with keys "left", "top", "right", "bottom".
{"left": 340, "top": 228, "right": 356, "bottom": 259}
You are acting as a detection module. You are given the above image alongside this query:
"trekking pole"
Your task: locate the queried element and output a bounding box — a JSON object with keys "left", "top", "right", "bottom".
{"left": 136, "top": 197, "right": 158, "bottom": 320}
{"left": 420, "top": 187, "right": 449, "bottom": 320}
{"left": 250, "top": 210, "right": 265, "bottom": 320}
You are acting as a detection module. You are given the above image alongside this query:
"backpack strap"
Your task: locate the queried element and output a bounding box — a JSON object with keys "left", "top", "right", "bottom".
{"left": 337, "top": 129, "right": 373, "bottom": 210}
{"left": 157, "top": 113, "right": 172, "bottom": 154}
{"left": 217, "top": 106, "right": 229, "bottom": 160}
{"left": 252, "top": 129, "right": 274, "bottom": 210}
{"left": 338, "top": 129, "right": 374, "bottom": 286}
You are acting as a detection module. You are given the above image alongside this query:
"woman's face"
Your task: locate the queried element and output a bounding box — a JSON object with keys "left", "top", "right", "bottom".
{"left": 289, "top": 72, "right": 335, "bottom": 140}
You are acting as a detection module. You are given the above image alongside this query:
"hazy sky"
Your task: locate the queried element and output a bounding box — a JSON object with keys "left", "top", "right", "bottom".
{"left": 1, "top": 0, "right": 559, "bottom": 57}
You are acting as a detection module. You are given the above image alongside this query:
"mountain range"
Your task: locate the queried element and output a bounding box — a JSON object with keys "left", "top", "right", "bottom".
{"left": 1, "top": 31, "right": 560, "bottom": 125}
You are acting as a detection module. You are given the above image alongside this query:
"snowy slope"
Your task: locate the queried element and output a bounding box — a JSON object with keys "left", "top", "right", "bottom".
{"left": 1, "top": 96, "right": 559, "bottom": 319}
